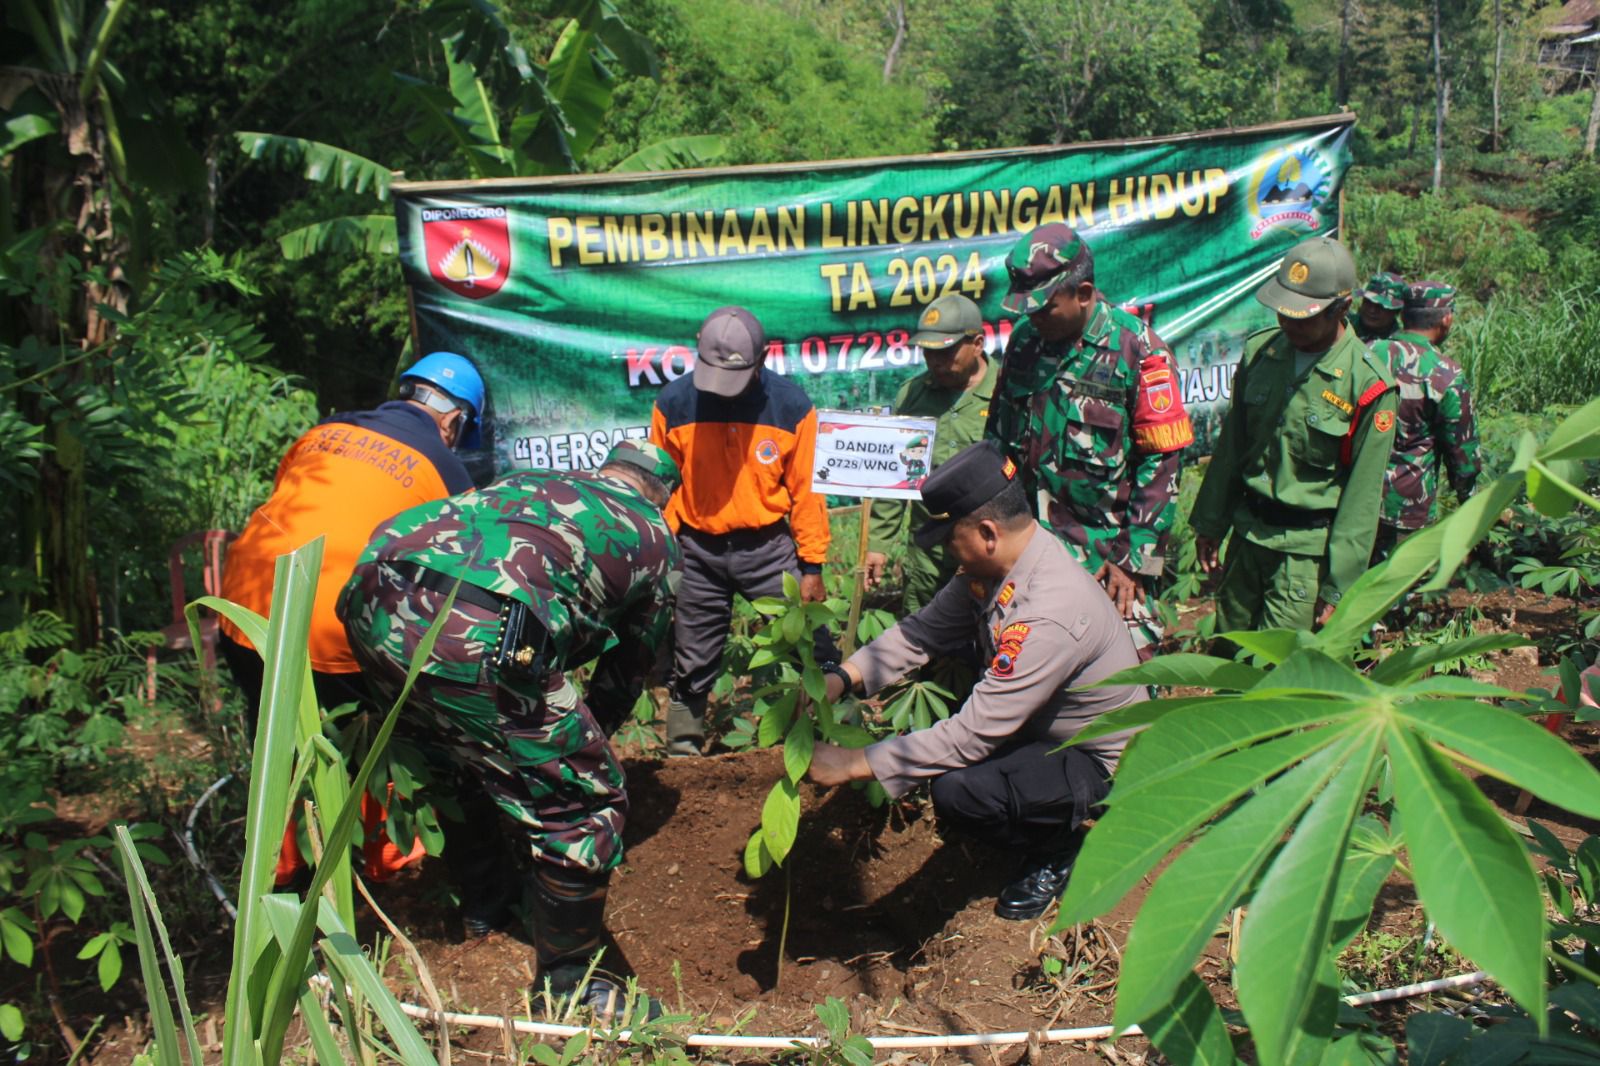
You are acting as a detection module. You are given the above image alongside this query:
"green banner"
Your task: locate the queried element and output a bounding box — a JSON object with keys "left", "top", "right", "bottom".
{"left": 394, "top": 115, "right": 1353, "bottom": 476}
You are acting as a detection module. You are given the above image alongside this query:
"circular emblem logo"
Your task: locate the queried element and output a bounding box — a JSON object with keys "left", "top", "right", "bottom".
{"left": 923, "top": 307, "right": 941, "bottom": 326}
{"left": 755, "top": 439, "right": 780, "bottom": 464}
{"left": 1246, "top": 144, "right": 1334, "bottom": 241}
{"left": 1288, "top": 261, "right": 1310, "bottom": 285}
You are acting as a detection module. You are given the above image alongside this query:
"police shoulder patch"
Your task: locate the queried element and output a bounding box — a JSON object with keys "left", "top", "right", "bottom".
{"left": 996, "top": 581, "right": 1016, "bottom": 606}
{"left": 990, "top": 622, "right": 1031, "bottom": 678}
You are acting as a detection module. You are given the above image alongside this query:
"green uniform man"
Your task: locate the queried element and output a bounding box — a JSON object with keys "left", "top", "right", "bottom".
{"left": 1372, "top": 280, "right": 1479, "bottom": 561}
{"left": 1349, "top": 271, "right": 1408, "bottom": 345}
{"left": 865, "top": 293, "right": 999, "bottom": 612}
{"left": 338, "top": 440, "right": 681, "bottom": 1019}
{"left": 1192, "top": 236, "right": 1399, "bottom": 631}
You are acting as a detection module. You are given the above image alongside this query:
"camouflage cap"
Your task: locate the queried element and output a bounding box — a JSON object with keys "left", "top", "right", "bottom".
{"left": 1405, "top": 279, "right": 1456, "bottom": 312}
{"left": 1255, "top": 236, "right": 1357, "bottom": 320}
{"left": 603, "top": 440, "right": 681, "bottom": 493}
{"left": 1000, "top": 223, "right": 1094, "bottom": 315}
{"left": 911, "top": 293, "right": 984, "bottom": 350}
{"left": 1360, "top": 272, "right": 1410, "bottom": 311}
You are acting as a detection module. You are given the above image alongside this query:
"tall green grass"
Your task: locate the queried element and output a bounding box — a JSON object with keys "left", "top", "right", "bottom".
{"left": 115, "top": 537, "right": 447, "bottom": 1065}
{"left": 1455, "top": 286, "right": 1600, "bottom": 415}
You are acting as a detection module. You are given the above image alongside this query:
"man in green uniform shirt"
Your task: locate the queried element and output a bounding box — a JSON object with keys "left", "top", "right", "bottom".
{"left": 865, "top": 293, "right": 999, "bottom": 612}
{"left": 1192, "top": 236, "right": 1399, "bottom": 631}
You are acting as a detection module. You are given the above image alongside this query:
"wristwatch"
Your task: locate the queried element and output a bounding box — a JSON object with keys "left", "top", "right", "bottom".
{"left": 820, "top": 662, "right": 853, "bottom": 697}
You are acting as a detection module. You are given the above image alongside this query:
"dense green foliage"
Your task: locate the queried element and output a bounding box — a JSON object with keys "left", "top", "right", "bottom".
{"left": 4, "top": 0, "right": 1600, "bottom": 1060}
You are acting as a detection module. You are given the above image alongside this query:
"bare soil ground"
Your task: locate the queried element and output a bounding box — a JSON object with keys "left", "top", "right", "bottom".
{"left": 40, "top": 587, "right": 1600, "bottom": 1064}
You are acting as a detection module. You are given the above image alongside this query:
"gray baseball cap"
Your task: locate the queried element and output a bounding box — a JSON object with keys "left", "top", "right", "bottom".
{"left": 911, "top": 294, "right": 984, "bottom": 350}
{"left": 693, "top": 306, "right": 766, "bottom": 397}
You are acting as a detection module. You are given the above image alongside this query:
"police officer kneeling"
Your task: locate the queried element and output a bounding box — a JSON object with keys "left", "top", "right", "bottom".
{"left": 805, "top": 441, "right": 1146, "bottom": 921}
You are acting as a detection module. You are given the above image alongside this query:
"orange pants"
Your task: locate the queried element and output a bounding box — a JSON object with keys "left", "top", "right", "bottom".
{"left": 274, "top": 788, "right": 426, "bottom": 886}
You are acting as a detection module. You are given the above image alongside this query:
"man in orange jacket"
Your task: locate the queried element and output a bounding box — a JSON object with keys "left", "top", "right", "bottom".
{"left": 218, "top": 352, "right": 484, "bottom": 888}
{"left": 650, "top": 307, "right": 834, "bottom": 756}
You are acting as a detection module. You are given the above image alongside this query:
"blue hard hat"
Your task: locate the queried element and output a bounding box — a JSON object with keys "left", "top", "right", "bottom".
{"left": 401, "top": 351, "right": 485, "bottom": 449}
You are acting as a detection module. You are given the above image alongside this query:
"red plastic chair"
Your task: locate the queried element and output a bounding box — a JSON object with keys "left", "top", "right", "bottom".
{"left": 145, "top": 529, "right": 237, "bottom": 705}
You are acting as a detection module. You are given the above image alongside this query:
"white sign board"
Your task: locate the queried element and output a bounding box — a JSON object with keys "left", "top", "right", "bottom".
{"left": 813, "top": 411, "right": 938, "bottom": 499}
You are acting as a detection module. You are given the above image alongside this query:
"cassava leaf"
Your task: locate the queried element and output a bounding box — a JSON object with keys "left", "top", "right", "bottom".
{"left": 1112, "top": 735, "right": 1358, "bottom": 1030}
{"left": 1398, "top": 700, "right": 1600, "bottom": 818}
{"left": 1061, "top": 728, "right": 1335, "bottom": 926}
{"left": 1387, "top": 725, "right": 1545, "bottom": 1016}
{"left": 1235, "top": 732, "right": 1379, "bottom": 1066}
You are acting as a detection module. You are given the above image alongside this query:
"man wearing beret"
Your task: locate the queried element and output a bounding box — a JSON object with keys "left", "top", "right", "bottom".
{"left": 650, "top": 306, "right": 835, "bottom": 756}
{"left": 986, "top": 223, "right": 1194, "bottom": 660}
{"left": 1350, "top": 271, "right": 1409, "bottom": 345}
{"left": 1371, "top": 280, "right": 1479, "bottom": 561}
{"left": 1191, "top": 236, "right": 1399, "bottom": 631}
{"left": 807, "top": 441, "right": 1146, "bottom": 921}
{"left": 865, "top": 293, "right": 999, "bottom": 612}
{"left": 339, "top": 440, "right": 682, "bottom": 1019}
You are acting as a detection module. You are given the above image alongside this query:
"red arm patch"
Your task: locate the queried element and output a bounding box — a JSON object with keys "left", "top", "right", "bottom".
{"left": 1339, "top": 381, "right": 1393, "bottom": 465}
{"left": 1131, "top": 353, "right": 1194, "bottom": 453}
{"left": 990, "top": 622, "right": 1031, "bottom": 677}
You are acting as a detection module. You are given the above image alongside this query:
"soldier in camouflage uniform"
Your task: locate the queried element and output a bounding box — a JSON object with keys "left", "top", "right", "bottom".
{"left": 1192, "top": 237, "right": 1399, "bottom": 632}
{"left": 866, "top": 293, "right": 1000, "bottom": 612}
{"left": 1349, "top": 271, "right": 1408, "bottom": 345}
{"left": 1372, "top": 280, "right": 1479, "bottom": 561}
{"left": 985, "top": 224, "right": 1194, "bottom": 659}
{"left": 338, "top": 440, "right": 681, "bottom": 1018}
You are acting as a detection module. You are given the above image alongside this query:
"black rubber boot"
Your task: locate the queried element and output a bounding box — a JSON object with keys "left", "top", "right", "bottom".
{"left": 664, "top": 695, "right": 706, "bottom": 758}
{"left": 531, "top": 866, "right": 662, "bottom": 1023}
{"left": 443, "top": 790, "right": 514, "bottom": 938}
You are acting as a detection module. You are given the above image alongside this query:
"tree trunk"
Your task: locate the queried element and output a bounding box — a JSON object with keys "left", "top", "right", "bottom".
{"left": 1491, "top": 0, "right": 1503, "bottom": 153}
{"left": 1432, "top": 0, "right": 1444, "bottom": 192}
{"left": 1586, "top": 79, "right": 1600, "bottom": 157}
{"left": 881, "top": 0, "right": 908, "bottom": 83}
{"left": 36, "top": 423, "right": 98, "bottom": 648}
{"left": 1337, "top": 0, "right": 1352, "bottom": 107}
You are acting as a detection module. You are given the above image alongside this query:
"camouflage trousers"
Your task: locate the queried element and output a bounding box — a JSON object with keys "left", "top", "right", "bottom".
{"left": 340, "top": 561, "right": 628, "bottom": 876}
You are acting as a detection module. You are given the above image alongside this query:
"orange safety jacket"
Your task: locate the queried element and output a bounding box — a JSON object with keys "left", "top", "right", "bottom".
{"left": 220, "top": 403, "right": 472, "bottom": 673}
{"left": 650, "top": 369, "right": 830, "bottom": 568}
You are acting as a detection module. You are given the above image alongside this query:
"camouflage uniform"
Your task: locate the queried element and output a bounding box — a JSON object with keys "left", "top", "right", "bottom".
{"left": 1374, "top": 281, "right": 1479, "bottom": 558}
{"left": 868, "top": 357, "right": 998, "bottom": 613}
{"left": 1349, "top": 272, "right": 1408, "bottom": 345}
{"left": 986, "top": 227, "right": 1193, "bottom": 657}
{"left": 339, "top": 467, "right": 679, "bottom": 875}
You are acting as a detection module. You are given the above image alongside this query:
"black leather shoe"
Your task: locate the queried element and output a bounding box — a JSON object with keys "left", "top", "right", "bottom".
{"left": 995, "top": 853, "right": 1076, "bottom": 921}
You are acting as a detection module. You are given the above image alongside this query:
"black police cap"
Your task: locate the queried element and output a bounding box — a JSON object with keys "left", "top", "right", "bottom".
{"left": 913, "top": 441, "right": 1020, "bottom": 549}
